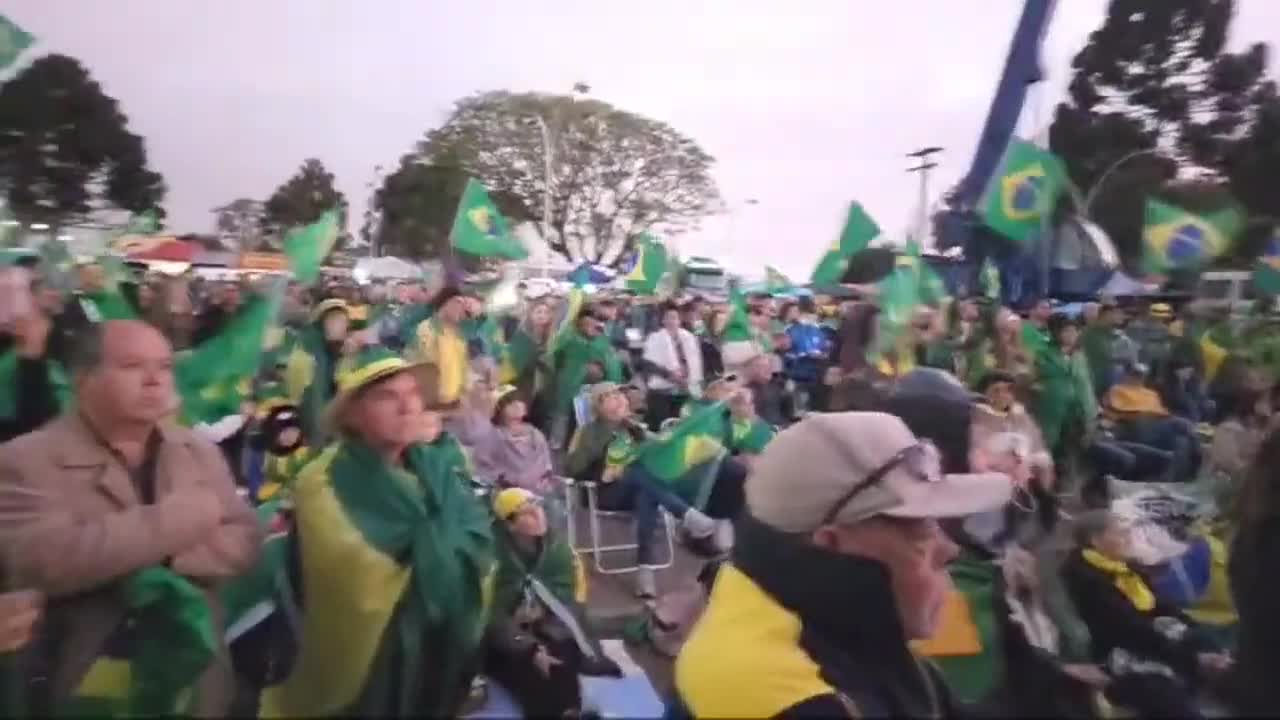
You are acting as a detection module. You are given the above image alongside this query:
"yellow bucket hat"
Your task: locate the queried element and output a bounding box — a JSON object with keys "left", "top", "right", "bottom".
{"left": 492, "top": 487, "right": 539, "bottom": 521}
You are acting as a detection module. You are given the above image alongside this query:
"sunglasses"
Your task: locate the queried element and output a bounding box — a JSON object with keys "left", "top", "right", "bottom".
{"left": 820, "top": 440, "right": 943, "bottom": 526}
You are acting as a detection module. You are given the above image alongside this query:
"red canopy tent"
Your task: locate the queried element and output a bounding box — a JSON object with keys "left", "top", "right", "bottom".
{"left": 117, "top": 236, "right": 200, "bottom": 263}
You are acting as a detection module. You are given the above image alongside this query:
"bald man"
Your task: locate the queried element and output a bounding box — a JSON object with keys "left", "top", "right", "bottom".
{"left": 0, "top": 320, "right": 260, "bottom": 715}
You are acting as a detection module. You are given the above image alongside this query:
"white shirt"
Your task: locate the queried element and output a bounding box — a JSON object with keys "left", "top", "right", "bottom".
{"left": 643, "top": 328, "right": 704, "bottom": 394}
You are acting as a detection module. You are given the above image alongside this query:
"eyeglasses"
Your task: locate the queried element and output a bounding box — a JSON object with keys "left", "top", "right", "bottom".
{"left": 820, "top": 440, "right": 942, "bottom": 526}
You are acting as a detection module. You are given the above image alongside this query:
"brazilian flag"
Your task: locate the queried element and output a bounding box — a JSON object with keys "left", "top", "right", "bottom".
{"left": 764, "top": 266, "right": 793, "bottom": 293}
{"left": 283, "top": 210, "right": 340, "bottom": 285}
{"left": 978, "top": 138, "right": 1066, "bottom": 245}
{"left": 1141, "top": 199, "right": 1243, "bottom": 274}
{"left": 1252, "top": 228, "right": 1280, "bottom": 296}
{"left": 0, "top": 14, "right": 34, "bottom": 71}
{"left": 720, "top": 288, "right": 754, "bottom": 343}
{"left": 64, "top": 568, "right": 217, "bottom": 717}
{"left": 979, "top": 258, "right": 1001, "bottom": 300}
{"left": 175, "top": 283, "right": 284, "bottom": 425}
{"left": 636, "top": 401, "right": 730, "bottom": 484}
{"left": 810, "top": 202, "right": 881, "bottom": 285}
{"left": 451, "top": 178, "right": 528, "bottom": 261}
{"left": 622, "top": 234, "right": 669, "bottom": 295}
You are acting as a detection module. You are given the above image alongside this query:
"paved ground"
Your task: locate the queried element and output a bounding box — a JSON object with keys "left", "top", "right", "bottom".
{"left": 572, "top": 507, "right": 707, "bottom": 698}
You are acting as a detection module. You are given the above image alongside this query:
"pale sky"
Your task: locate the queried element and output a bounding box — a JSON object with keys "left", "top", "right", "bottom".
{"left": 8, "top": 1, "right": 1280, "bottom": 277}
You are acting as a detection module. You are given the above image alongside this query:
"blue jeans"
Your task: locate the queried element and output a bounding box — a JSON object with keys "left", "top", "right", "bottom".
{"left": 1122, "top": 417, "right": 1200, "bottom": 482}
{"left": 1090, "top": 439, "right": 1173, "bottom": 480}
{"left": 596, "top": 465, "right": 694, "bottom": 565}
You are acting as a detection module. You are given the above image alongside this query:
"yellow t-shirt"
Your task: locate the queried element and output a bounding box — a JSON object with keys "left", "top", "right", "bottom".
{"left": 415, "top": 319, "right": 468, "bottom": 405}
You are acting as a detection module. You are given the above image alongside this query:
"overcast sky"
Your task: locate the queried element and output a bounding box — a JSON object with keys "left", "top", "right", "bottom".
{"left": 8, "top": 1, "right": 1280, "bottom": 276}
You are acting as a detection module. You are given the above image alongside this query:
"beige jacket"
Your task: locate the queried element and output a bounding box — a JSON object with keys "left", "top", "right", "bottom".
{"left": 970, "top": 401, "right": 1054, "bottom": 474}
{"left": 0, "top": 414, "right": 261, "bottom": 716}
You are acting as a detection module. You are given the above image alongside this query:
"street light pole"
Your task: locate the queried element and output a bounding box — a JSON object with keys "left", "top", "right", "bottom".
{"left": 533, "top": 114, "right": 554, "bottom": 279}
{"left": 907, "top": 146, "right": 943, "bottom": 249}
{"left": 531, "top": 83, "right": 590, "bottom": 279}
{"left": 1080, "top": 148, "right": 1163, "bottom": 219}
{"left": 723, "top": 198, "right": 760, "bottom": 246}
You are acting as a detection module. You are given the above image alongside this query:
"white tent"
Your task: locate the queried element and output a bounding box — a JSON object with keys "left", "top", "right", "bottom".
{"left": 1098, "top": 270, "right": 1160, "bottom": 297}
{"left": 354, "top": 256, "right": 421, "bottom": 281}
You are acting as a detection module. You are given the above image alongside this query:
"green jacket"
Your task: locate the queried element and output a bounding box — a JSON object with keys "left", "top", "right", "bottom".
{"left": 487, "top": 523, "right": 602, "bottom": 664}
{"left": 1033, "top": 346, "right": 1097, "bottom": 453}
{"left": 551, "top": 330, "right": 623, "bottom": 415}
{"left": 491, "top": 525, "right": 582, "bottom": 619}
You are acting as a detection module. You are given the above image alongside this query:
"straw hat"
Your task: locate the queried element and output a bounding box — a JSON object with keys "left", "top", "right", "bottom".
{"left": 323, "top": 346, "right": 430, "bottom": 433}
{"left": 309, "top": 298, "right": 349, "bottom": 324}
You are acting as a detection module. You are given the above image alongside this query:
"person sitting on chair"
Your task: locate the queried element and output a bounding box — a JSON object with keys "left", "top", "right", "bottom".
{"left": 564, "top": 383, "right": 729, "bottom": 598}
{"left": 1103, "top": 363, "right": 1201, "bottom": 483}
{"left": 1062, "top": 510, "right": 1233, "bottom": 718}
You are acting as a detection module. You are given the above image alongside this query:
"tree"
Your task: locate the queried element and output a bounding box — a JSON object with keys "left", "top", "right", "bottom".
{"left": 1223, "top": 86, "right": 1280, "bottom": 236}
{"left": 263, "top": 158, "right": 349, "bottom": 250}
{"left": 367, "top": 147, "right": 527, "bottom": 261}
{"left": 1049, "top": 0, "right": 1273, "bottom": 265}
{"left": 407, "top": 90, "right": 722, "bottom": 267}
{"left": 212, "top": 198, "right": 268, "bottom": 251}
{"left": 0, "top": 54, "right": 165, "bottom": 229}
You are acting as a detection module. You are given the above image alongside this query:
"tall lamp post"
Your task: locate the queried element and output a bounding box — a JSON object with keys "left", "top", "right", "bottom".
{"left": 907, "top": 146, "right": 943, "bottom": 248}
{"left": 530, "top": 82, "right": 593, "bottom": 279}
{"left": 1080, "top": 148, "right": 1164, "bottom": 219}
{"left": 723, "top": 197, "right": 760, "bottom": 246}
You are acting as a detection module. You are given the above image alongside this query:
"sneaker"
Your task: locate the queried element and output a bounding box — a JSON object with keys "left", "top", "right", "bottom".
{"left": 712, "top": 520, "right": 735, "bottom": 552}
{"left": 635, "top": 566, "right": 657, "bottom": 599}
{"left": 680, "top": 508, "right": 716, "bottom": 537}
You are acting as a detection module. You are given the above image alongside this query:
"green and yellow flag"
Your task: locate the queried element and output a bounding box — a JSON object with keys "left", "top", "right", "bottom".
{"left": 66, "top": 567, "right": 216, "bottom": 717}
{"left": 283, "top": 210, "right": 340, "bottom": 285}
{"left": 720, "top": 288, "right": 754, "bottom": 343}
{"left": 623, "top": 234, "right": 669, "bottom": 295}
{"left": 810, "top": 202, "right": 881, "bottom": 285}
{"left": 1253, "top": 228, "right": 1280, "bottom": 296}
{"left": 1141, "top": 199, "right": 1243, "bottom": 274}
{"left": 896, "top": 238, "right": 947, "bottom": 306}
{"left": 0, "top": 14, "right": 34, "bottom": 71}
{"left": 979, "top": 258, "right": 1001, "bottom": 300}
{"left": 978, "top": 138, "right": 1067, "bottom": 245}
{"left": 637, "top": 401, "right": 730, "bottom": 483}
{"left": 452, "top": 178, "right": 528, "bottom": 261}
{"left": 764, "top": 266, "right": 793, "bottom": 293}
{"left": 175, "top": 281, "right": 285, "bottom": 425}
{"left": 869, "top": 246, "right": 926, "bottom": 364}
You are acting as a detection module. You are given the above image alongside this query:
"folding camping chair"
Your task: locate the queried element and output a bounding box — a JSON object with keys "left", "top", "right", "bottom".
{"left": 564, "top": 391, "right": 676, "bottom": 575}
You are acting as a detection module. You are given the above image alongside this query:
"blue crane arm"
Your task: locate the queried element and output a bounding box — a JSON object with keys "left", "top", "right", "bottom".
{"left": 951, "top": 0, "right": 1059, "bottom": 209}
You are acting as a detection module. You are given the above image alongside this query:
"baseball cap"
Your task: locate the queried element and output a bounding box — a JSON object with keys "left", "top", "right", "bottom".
{"left": 588, "top": 381, "right": 623, "bottom": 408}
{"left": 746, "top": 412, "right": 1012, "bottom": 533}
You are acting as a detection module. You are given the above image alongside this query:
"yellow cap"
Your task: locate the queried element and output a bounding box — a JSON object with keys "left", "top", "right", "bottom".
{"left": 493, "top": 487, "right": 538, "bottom": 521}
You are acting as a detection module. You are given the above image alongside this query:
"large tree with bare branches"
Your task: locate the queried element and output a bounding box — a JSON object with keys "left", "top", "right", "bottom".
{"left": 377, "top": 89, "right": 722, "bottom": 266}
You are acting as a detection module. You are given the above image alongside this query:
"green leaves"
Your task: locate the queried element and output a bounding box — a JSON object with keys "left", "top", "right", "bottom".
{"left": 0, "top": 55, "right": 165, "bottom": 226}
{"left": 413, "top": 90, "right": 721, "bottom": 267}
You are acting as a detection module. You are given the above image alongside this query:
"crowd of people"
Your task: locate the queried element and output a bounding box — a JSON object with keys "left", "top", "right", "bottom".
{"left": 0, "top": 254, "right": 1278, "bottom": 718}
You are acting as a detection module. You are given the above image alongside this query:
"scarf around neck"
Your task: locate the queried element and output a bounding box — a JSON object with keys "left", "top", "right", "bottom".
{"left": 1082, "top": 548, "right": 1155, "bottom": 612}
